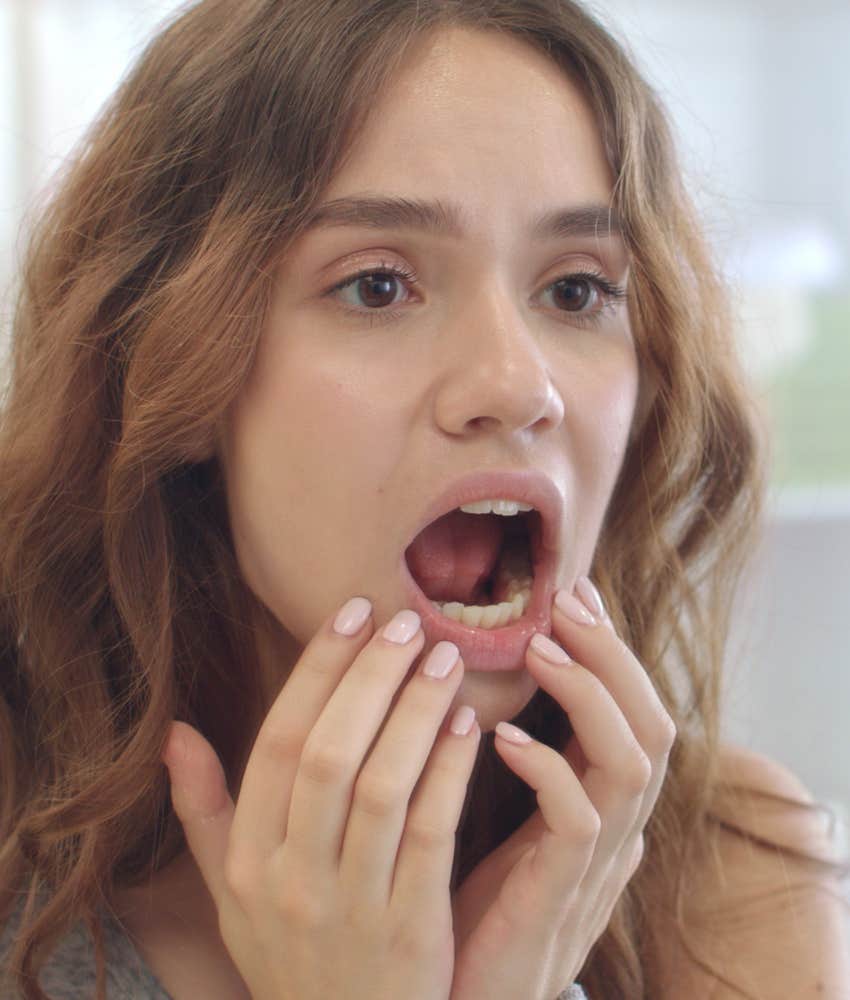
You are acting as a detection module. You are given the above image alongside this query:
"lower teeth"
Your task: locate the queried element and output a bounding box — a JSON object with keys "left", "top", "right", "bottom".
{"left": 430, "top": 562, "right": 533, "bottom": 629}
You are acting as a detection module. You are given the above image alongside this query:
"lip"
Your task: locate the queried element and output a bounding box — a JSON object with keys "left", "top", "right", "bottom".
{"left": 400, "top": 469, "right": 563, "bottom": 671}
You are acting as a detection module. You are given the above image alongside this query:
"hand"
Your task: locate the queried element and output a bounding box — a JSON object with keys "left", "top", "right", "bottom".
{"left": 449, "top": 580, "right": 676, "bottom": 1000}
{"left": 161, "top": 599, "right": 480, "bottom": 1000}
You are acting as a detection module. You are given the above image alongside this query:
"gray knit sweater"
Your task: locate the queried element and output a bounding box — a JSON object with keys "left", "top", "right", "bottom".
{"left": 1, "top": 898, "right": 588, "bottom": 999}
{"left": 0, "top": 900, "right": 170, "bottom": 998}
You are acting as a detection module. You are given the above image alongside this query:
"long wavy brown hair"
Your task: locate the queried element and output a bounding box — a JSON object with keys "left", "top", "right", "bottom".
{"left": 2, "top": 1, "right": 847, "bottom": 997}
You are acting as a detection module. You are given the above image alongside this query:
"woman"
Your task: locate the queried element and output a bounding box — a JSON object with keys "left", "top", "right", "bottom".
{"left": 1, "top": 0, "right": 847, "bottom": 997}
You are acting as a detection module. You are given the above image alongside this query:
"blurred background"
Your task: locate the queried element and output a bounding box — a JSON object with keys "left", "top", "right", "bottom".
{"left": 0, "top": 1, "right": 847, "bottom": 852}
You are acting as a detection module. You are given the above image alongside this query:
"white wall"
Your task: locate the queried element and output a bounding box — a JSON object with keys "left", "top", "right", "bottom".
{"left": 725, "top": 491, "right": 850, "bottom": 851}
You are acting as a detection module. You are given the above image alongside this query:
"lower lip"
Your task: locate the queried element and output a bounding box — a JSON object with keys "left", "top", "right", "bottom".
{"left": 400, "top": 552, "right": 556, "bottom": 672}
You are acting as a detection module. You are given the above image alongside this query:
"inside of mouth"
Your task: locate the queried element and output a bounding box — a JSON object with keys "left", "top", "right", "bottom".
{"left": 404, "top": 510, "right": 536, "bottom": 606}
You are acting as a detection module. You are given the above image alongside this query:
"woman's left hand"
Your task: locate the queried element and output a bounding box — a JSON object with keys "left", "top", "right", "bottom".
{"left": 450, "top": 579, "right": 676, "bottom": 1000}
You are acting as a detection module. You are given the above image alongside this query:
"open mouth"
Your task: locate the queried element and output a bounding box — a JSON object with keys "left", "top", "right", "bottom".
{"left": 403, "top": 508, "right": 544, "bottom": 631}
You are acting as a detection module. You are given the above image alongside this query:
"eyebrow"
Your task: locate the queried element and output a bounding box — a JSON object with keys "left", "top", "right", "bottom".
{"left": 302, "top": 195, "right": 624, "bottom": 242}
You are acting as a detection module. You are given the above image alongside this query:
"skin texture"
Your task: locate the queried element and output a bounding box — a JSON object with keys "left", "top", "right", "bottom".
{"left": 217, "top": 24, "right": 639, "bottom": 734}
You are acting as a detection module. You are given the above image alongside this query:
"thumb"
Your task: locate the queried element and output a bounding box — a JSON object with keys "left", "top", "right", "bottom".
{"left": 161, "top": 720, "right": 235, "bottom": 908}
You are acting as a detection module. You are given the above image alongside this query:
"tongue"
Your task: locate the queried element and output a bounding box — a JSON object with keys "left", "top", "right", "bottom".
{"left": 405, "top": 510, "right": 504, "bottom": 605}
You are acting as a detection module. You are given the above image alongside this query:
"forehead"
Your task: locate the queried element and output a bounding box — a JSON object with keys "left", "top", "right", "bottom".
{"left": 318, "top": 27, "right": 616, "bottom": 234}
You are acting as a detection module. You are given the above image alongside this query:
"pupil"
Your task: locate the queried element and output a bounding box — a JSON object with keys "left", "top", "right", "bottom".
{"left": 554, "top": 278, "right": 591, "bottom": 312}
{"left": 359, "top": 274, "right": 396, "bottom": 308}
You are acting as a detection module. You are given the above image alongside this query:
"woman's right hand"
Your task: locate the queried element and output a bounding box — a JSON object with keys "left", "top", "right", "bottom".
{"left": 160, "top": 597, "right": 480, "bottom": 1000}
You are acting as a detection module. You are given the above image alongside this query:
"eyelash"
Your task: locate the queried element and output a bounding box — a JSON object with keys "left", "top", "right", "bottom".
{"left": 324, "top": 259, "right": 628, "bottom": 329}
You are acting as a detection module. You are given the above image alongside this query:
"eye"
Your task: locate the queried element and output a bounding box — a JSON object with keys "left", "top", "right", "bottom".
{"left": 324, "top": 262, "right": 627, "bottom": 329}
{"left": 545, "top": 276, "right": 600, "bottom": 312}
{"left": 327, "top": 263, "right": 418, "bottom": 313}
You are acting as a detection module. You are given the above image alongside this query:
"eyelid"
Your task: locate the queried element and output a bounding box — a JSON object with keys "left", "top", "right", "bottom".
{"left": 322, "top": 257, "right": 628, "bottom": 330}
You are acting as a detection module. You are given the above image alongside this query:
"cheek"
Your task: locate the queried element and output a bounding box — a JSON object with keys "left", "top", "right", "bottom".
{"left": 218, "top": 335, "right": 411, "bottom": 638}
{"left": 230, "top": 337, "right": 374, "bottom": 499}
{"left": 599, "top": 367, "right": 640, "bottom": 459}
{"left": 565, "top": 347, "right": 638, "bottom": 569}
{"left": 576, "top": 344, "right": 640, "bottom": 466}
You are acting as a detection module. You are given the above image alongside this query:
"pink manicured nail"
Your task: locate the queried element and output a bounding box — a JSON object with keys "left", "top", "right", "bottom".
{"left": 382, "top": 609, "right": 421, "bottom": 644}
{"left": 495, "top": 721, "right": 533, "bottom": 745}
{"left": 530, "top": 632, "right": 571, "bottom": 665}
{"left": 333, "top": 596, "right": 372, "bottom": 636}
{"left": 576, "top": 576, "right": 605, "bottom": 619}
{"left": 422, "top": 641, "right": 459, "bottom": 678}
{"left": 554, "top": 589, "right": 597, "bottom": 626}
{"left": 450, "top": 705, "right": 476, "bottom": 736}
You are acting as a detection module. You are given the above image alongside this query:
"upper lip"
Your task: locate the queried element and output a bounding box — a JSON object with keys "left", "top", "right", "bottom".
{"left": 403, "top": 468, "right": 563, "bottom": 566}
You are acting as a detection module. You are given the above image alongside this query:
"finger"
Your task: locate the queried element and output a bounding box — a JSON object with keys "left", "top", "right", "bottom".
{"left": 492, "top": 722, "right": 599, "bottom": 923}
{"left": 549, "top": 581, "right": 677, "bottom": 827}
{"left": 524, "top": 636, "right": 650, "bottom": 857}
{"left": 339, "top": 642, "right": 467, "bottom": 906}
{"left": 283, "top": 611, "right": 426, "bottom": 876}
{"left": 391, "top": 702, "right": 481, "bottom": 911}
{"left": 550, "top": 580, "right": 676, "bottom": 762}
{"left": 629, "top": 832, "right": 645, "bottom": 877}
{"left": 161, "top": 720, "right": 234, "bottom": 909}
{"left": 230, "top": 595, "right": 376, "bottom": 860}
{"left": 589, "top": 833, "right": 645, "bottom": 945}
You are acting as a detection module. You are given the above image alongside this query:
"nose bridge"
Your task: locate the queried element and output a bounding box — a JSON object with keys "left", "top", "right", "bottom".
{"left": 452, "top": 273, "right": 543, "bottom": 370}
{"left": 433, "top": 274, "right": 564, "bottom": 433}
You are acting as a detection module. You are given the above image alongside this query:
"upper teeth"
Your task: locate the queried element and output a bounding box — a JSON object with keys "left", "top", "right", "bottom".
{"left": 458, "top": 498, "right": 535, "bottom": 516}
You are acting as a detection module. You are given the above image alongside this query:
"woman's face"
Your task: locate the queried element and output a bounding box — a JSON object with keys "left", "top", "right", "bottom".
{"left": 219, "top": 27, "right": 639, "bottom": 732}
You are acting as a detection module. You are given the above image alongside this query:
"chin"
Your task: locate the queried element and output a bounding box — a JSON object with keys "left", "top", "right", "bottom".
{"left": 454, "top": 666, "right": 539, "bottom": 733}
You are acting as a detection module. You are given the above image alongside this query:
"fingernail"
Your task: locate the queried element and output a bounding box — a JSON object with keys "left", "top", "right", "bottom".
{"left": 576, "top": 576, "right": 605, "bottom": 619}
{"left": 422, "top": 640, "right": 459, "bottom": 678}
{"left": 333, "top": 596, "right": 372, "bottom": 635}
{"left": 382, "top": 609, "right": 421, "bottom": 644}
{"left": 495, "top": 721, "right": 533, "bottom": 745}
{"left": 529, "top": 632, "right": 572, "bottom": 665}
{"left": 554, "top": 588, "right": 597, "bottom": 626}
{"left": 450, "top": 705, "right": 476, "bottom": 736}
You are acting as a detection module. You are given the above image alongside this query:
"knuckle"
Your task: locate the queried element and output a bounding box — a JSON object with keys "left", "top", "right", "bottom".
{"left": 572, "top": 805, "right": 602, "bottom": 845}
{"left": 404, "top": 817, "right": 453, "bottom": 853}
{"left": 424, "top": 753, "right": 463, "bottom": 788}
{"left": 611, "top": 633, "right": 632, "bottom": 660}
{"left": 300, "top": 742, "right": 352, "bottom": 787}
{"left": 276, "top": 882, "right": 327, "bottom": 930}
{"left": 223, "top": 851, "right": 255, "bottom": 901}
{"left": 620, "top": 748, "right": 653, "bottom": 795}
{"left": 259, "top": 724, "right": 303, "bottom": 764}
{"left": 655, "top": 713, "right": 678, "bottom": 755}
{"left": 354, "top": 770, "right": 408, "bottom": 818}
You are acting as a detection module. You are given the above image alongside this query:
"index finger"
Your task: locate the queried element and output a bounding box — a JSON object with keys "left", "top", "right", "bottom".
{"left": 229, "top": 597, "right": 376, "bottom": 859}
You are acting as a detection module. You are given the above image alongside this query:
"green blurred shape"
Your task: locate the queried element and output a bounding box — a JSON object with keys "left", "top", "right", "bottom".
{"left": 765, "top": 291, "right": 850, "bottom": 486}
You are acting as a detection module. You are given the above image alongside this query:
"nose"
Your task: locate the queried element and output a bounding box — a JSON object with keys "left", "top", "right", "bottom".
{"left": 432, "top": 283, "right": 565, "bottom": 438}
